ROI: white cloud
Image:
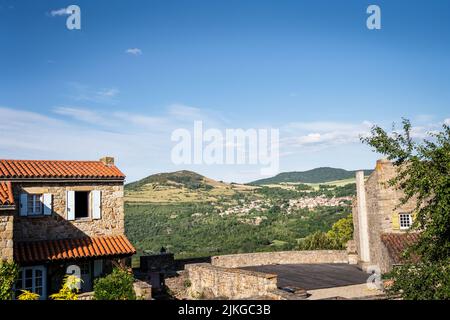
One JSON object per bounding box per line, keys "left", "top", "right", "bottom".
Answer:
{"left": 281, "top": 121, "right": 373, "bottom": 150}
{"left": 111, "top": 112, "right": 167, "bottom": 128}
{"left": 53, "top": 107, "right": 106, "bottom": 125}
{"left": 125, "top": 48, "right": 142, "bottom": 56}
{"left": 0, "top": 106, "right": 172, "bottom": 182}
{"left": 66, "top": 82, "right": 119, "bottom": 104}
{"left": 168, "top": 104, "right": 203, "bottom": 119}
{"left": 52, "top": 107, "right": 168, "bottom": 131}
{"left": 97, "top": 88, "right": 119, "bottom": 97}
{"left": 280, "top": 118, "right": 449, "bottom": 153}
{"left": 50, "top": 8, "right": 69, "bottom": 16}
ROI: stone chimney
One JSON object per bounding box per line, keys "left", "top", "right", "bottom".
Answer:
{"left": 355, "top": 170, "right": 370, "bottom": 263}
{"left": 100, "top": 156, "right": 115, "bottom": 166}
{"left": 375, "top": 158, "right": 390, "bottom": 172}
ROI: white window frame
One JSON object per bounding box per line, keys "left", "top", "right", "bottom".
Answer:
{"left": 27, "top": 194, "right": 43, "bottom": 216}
{"left": 16, "top": 265, "right": 47, "bottom": 299}
{"left": 399, "top": 213, "right": 413, "bottom": 230}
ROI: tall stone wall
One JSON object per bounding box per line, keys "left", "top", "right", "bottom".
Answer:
{"left": 211, "top": 250, "right": 348, "bottom": 268}
{"left": 0, "top": 211, "right": 14, "bottom": 261}
{"left": 353, "top": 159, "right": 417, "bottom": 273}
{"left": 12, "top": 181, "right": 124, "bottom": 241}
{"left": 186, "top": 263, "right": 278, "bottom": 299}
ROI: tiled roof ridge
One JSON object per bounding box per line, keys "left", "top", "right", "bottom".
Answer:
{"left": 1, "top": 159, "right": 107, "bottom": 163}
{"left": 0, "top": 159, "right": 125, "bottom": 179}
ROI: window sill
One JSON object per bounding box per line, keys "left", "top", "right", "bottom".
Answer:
{"left": 73, "top": 217, "right": 92, "bottom": 222}
{"left": 20, "top": 214, "right": 48, "bottom": 218}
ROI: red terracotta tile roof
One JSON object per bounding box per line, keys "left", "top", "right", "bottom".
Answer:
{"left": 14, "top": 235, "right": 136, "bottom": 264}
{"left": 381, "top": 233, "right": 421, "bottom": 264}
{"left": 0, "top": 181, "right": 14, "bottom": 206}
{"left": 0, "top": 159, "right": 125, "bottom": 180}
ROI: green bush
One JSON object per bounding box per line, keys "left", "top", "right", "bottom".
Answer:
{"left": 385, "top": 260, "right": 450, "bottom": 300}
{"left": 0, "top": 261, "right": 19, "bottom": 300}
{"left": 50, "top": 275, "right": 80, "bottom": 300}
{"left": 298, "top": 231, "right": 340, "bottom": 250}
{"left": 298, "top": 215, "right": 353, "bottom": 250}
{"left": 326, "top": 214, "right": 353, "bottom": 248}
{"left": 93, "top": 268, "right": 136, "bottom": 300}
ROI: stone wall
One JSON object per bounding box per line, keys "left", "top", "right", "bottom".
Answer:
{"left": 185, "top": 263, "right": 278, "bottom": 299}
{"left": 133, "top": 280, "right": 152, "bottom": 300}
{"left": 0, "top": 211, "right": 14, "bottom": 261}
{"left": 12, "top": 181, "right": 124, "bottom": 241}
{"left": 353, "top": 159, "right": 417, "bottom": 273}
{"left": 211, "top": 250, "right": 348, "bottom": 268}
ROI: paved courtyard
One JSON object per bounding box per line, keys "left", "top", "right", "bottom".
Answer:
{"left": 243, "top": 263, "right": 370, "bottom": 290}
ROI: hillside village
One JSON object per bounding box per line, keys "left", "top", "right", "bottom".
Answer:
{"left": 219, "top": 195, "right": 353, "bottom": 217}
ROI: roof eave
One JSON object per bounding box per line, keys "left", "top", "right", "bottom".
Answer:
{"left": 0, "top": 177, "right": 125, "bottom": 183}
{"left": 0, "top": 205, "right": 16, "bottom": 211}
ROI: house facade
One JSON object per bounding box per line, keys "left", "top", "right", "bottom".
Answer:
{"left": 352, "top": 159, "right": 419, "bottom": 274}
{"left": 0, "top": 157, "right": 136, "bottom": 298}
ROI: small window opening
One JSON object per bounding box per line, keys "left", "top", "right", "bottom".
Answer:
{"left": 75, "top": 191, "right": 89, "bottom": 219}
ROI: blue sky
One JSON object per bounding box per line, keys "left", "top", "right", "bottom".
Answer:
{"left": 1, "top": 0, "right": 449, "bottom": 183}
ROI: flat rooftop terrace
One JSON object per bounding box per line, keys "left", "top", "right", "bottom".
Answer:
{"left": 242, "top": 263, "right": 369, "bottom": 290}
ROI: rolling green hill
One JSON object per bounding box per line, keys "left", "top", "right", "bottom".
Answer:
{"left": 124, "top": 170, "right": 256, "bottom": 203}
{"left": 249, "top": 167, "right": 373, "bottom": 185}
{"left": 126, "top": 170, "right": 212, "bottom": 191}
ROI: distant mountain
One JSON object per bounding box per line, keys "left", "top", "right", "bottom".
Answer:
{"left": 249, "top": 167, "right": 373, "bottom": 185}
{"left": 125, "top": 170, "right": 219, "bottom": 191}
{"left": 124, "top": 170, "right": 256, "bottom": 203}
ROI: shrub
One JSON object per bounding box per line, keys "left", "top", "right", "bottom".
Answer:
{"left": 93, "top": 268, "right": 136, "bottom": 300}
{"left": 50, "top": 275, "right": 81, "bottom": 300}
{"left": 0, "top": 261, "right": 19, "bottom": 300}
{"left": 17, "top": 290, "right": 40, "bottom": 300}
{"left": 297, "top": 231, "right": 340, "bottom": 250}
{"left": 326, "top": 214, "right": 353, "bottom": 248}
{"left": 385, "top": 260, "right": 450, "bottom": 300}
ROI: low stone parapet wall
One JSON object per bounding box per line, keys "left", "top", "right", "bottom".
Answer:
{"left": 78, "top": 292, "right": 94, "bottom": 300}
{"left": 211, "top": 250, "right": 349, "bottom": 268}
{"left": 185, "top": 263, "right": 277, "bottom": 299}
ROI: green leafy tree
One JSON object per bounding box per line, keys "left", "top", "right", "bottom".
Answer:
{"left": 0, "top": 261, "right": 19, "bottom": 300}
{"left": 326, "top": 214, "right": 354, "bottom": 248}
{"left": 298, "top": 231, "right": 340, "bottom": 250}
{"left": 93, "top": 268, "right": 136, "bottom": 300}
{"left": 362, "top": 119, "right": 450, "bottom": 299}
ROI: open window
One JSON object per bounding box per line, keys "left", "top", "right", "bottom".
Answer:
{"left": 74, "top": 191, "right": 89, "bottom": 219}
{"left": 67, "top": 190, "right": 101, "bottom": 220}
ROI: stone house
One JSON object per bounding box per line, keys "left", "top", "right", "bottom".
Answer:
{"left": 0, "top": 157, "right": 136, "bottom": 298}
{"left": 352, "top": 159, "right": 419, "bottom": 274}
